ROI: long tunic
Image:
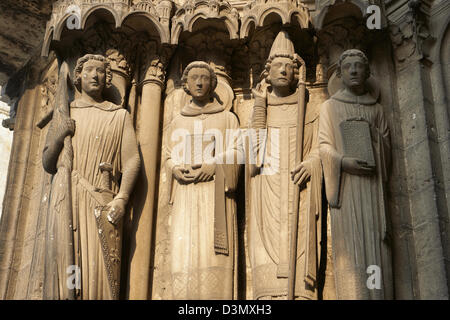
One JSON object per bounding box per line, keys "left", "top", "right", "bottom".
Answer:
{"left": 248, "top": 91, "right": 322, "bottom": 300}
{"left": 70, "top": 100, "right": 128, "bottom": 299}
{"left": 165, "top": 100, "right": 242, "bottom": 299}
{"left": 319, "top": 90, "right": 393, "bottom": 299}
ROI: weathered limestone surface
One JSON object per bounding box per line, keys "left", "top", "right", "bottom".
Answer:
{"left": 0, "top": 0, "right": 54, "bottom": 85}
{"left": 0, "top": 100, "right": 13, "bottom": 218}
{"left": 0, "top": 0, "right": 448, "bottom": 300}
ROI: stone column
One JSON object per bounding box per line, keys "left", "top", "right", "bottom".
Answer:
{"left": 0, "top": 83, "right": 39, "bottom": 299}
{"left": 106, "top": 49, "right": 131, "bottom": 107}
{"left": 388, "top": 2, "right": 448, "bottom": 299}
{"left": 127, "top": 55, "right": 166, "bottom": 300}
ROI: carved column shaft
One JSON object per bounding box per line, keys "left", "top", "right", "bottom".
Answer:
{"left": 127, "top": 55, "right": 165, "bottom": 300}
{"left": 388, "top": 1, "right": 448, "bottom": 300}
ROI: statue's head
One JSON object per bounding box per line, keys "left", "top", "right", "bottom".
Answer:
{"left": 263, "top": 31, "right": 301, "bottom": 92}
{"left": 337, "top": 49, "right": 370, "bottom": 90}
{"left": 74, "top": 54, "right": 112, "bottom": 96}
{"left": 182, "top": 61, "right": 217, "bottom": 104}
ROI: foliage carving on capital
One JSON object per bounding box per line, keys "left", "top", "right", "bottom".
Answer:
{"left": 388, "top": 1, "right": 432, "bottom": 67}
{"left": 137, "top": 39, "right": 172, "bottom": 87}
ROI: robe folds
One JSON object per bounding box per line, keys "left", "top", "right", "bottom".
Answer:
{"left": 50, "top": 99, "right": 135, "bottom": 300}
{"left": 319, "top": 89, "right": 393, "bottom": 300}
{"left": 165, "top": 99, "right": 243, "bottom": 299}
{"left": 248, "top": 91, "right": 323, "bottom": 300}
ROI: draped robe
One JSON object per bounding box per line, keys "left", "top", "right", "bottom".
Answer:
{"left": 165, "top": 100, "right": 242, "bottom": 299}
{"left": 69, "top": 100, "right": 133, "bottom": 299}
{"left": 319, "top": 89, "right": 393, "bottom": 299}
{"left": 248, "top": 91, "right": 322, "bottom": 300}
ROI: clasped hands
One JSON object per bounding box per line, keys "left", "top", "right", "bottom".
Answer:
{"left": 173, "top": 163, "right": 216, "bottom": 184}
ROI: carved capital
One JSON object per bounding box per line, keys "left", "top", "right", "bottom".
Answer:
{"left": 137, "top": 41, "right": 172, "bottom": 88}
{"left": 388, "top": 1, "right": 432, "bottom": 69}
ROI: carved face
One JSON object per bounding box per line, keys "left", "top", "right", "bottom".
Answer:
{"left": 186, "top": 67, "right": 211, "bottom": 102}
{"left": 340, "top": 55, "right": 368, "bottom": 88}
{"left": 81, "top": 59, "right": 106, "bottom": 96}
{"left": 268, "top": 57, "right": 295, "bottom": 89}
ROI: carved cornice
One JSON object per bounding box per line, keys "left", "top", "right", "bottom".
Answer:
{"left": 240, "top": 0, "right": 311, "bottom": 38}
{"left": 171, "top": 0, "right": 239, "bottom": 44}
{"left": 42, "top": 0, "right": 173, "bottom": 56}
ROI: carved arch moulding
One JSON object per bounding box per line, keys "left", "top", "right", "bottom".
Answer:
{"left": 42, "top": 0, "right": 318, "bottom": 55}
{"left": 240, "top": 0, "right": 312, "bottom": 38}
{"left": 42, "top": 0, "right": 173, "bottom": 57}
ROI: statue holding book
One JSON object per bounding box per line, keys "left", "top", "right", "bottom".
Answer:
{"left": 164, "top": 61, "right": 242, "bottom": 299}
{"left": 319, "top": 49, "right": 393, "bottom": 299}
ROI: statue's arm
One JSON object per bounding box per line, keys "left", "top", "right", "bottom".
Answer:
{"left": 248, "top": 90, "right": 267, "bottom": 175}
{"left": 377, "top": 105, "right": 391, "bottom": 182}
{"left": 221, "top": 112, "right": 244, "bottom": 192}
{"left": 116, "top": 112, "right": 140, "bottom": 203}
{"left": 42, "top": 117, "right": 74, "bottom": 174}
{"left": 319, "top": 101, "right": 343, "bottom": 207}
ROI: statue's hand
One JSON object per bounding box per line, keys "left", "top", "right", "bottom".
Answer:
{"left": 252, "top": 79, "right": 269, "bottom": 105}
{"left": 172, "top": 165, "right": 195, "bottom": 184}
{"left": 61, "top": 118, "right": 76, "bottom": 140}
{"left": 290, "top": 161, "right": 312, "bottom": 186}
{"left": 106, "top": 198, "right": 126, "bottom": 225}
{"left": 342, "top": 157, "right": 375, "bottom": 176}
{"left": 193, "top": 163, "right": 216, "bottom": 183}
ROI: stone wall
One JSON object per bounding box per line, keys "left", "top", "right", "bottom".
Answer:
{"left": 0, "top": 97, "right": 13, "bottom": 218}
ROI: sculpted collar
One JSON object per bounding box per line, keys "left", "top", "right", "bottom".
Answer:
{"left": 180, "top": 98, "right": 225, "bottom": 116}
{"left": 70, "top": 99, "right": 122, "bottom": 111}
{"left": 332, "top": 89, "right": 377, "bottom": 105}
{"left": 267, "top": 90, "right": 298, "bottom": 106}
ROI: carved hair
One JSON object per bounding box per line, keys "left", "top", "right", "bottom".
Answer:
{"left": 73, "top": 54, "right": 112, "bottom": 92}
{"left": 263, "top": 53, "right": 301, "bottom": 89}
{"left": 181, "top": 61, "right": 218, "bottom": 96}
{"left": 336, "top": 49, "right": 370, "bottom": 79}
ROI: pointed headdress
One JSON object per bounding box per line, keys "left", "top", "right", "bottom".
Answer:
{"left": 268, "top": 30, "right": 297, "bottom": 60}
{"left": 263, "top": 30, "right": 304, "bottom": 84}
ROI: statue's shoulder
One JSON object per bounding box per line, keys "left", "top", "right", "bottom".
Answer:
{"left": 321, "top": 98, "right": 335, "bottom": 108}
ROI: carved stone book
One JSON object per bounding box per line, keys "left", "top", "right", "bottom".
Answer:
{"left": 184, "top": 133, "right": 216, "bottom": 171}
{"left": 339, "top": 120, "right": 375, "bottom": 167}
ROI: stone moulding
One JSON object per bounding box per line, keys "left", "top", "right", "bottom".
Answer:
{"left": 170, "top": 0, "right": 240, "bottom": 45}
{"left": 42, "top": 0, "right": 315, "bottom": 54}
{"left": 42, "top": 0, "right": 172, "bottom": 57}
{"left": 240, "top": 0, "right": 311, "bottom": 38}
{"left": 313, "top": 0, "right": 383, "bottom": 30}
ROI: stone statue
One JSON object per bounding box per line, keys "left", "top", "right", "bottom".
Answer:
{"left": 319, "top": 49, "right": 393, "bottom": 299}
{"left": 42, "top": 54, "right": 140, "bottom": 299}
{"left": 164, "top": 61, "right": 242, "bottom": 299}
{"left": 248, "top": 31, "right": 323, "bottom": 300}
